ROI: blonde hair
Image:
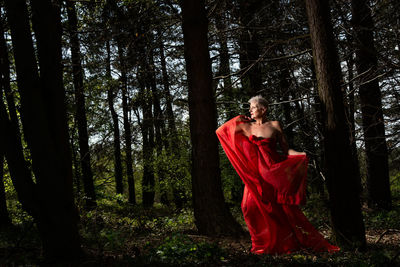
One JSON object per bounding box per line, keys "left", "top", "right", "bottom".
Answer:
{"left": 248, "top": 95, "right": 268, "bottom": 109}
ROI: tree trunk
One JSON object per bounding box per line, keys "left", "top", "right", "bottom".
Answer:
{"left": 280, "top": 63, "right": 294, "bottom": 146}
{"left": 138, "top": 67, "right": 155, "bottom": 207}
{"left": 346, "top": 54, "right": 362, "bottom": 193}
{"left": 305, "top": 0, "right": 366, "bottom": 249}
{"left": 351, "top": 0, "right": 391, "bottom": 210}
{"left": 149, "top": 47, "right": 169, "bottom": 205}
{"left": 0, "top": 151, "right": 11, "bottom": 227}
{"left": 5, "top": 0, "right": 83, "bottom": 260}
{"left": 159, "top": 31, "right": 185, "bottom": 207}
{"left": 215, "top": 2, "right": 235, "bottom": 118}
{"left": 106, "top": 39, "right": 124, "bottom": 196}
{"left": 181, "top": 0, "right": 243, "bottom": 236}
{"left": 237, "top": 0, "right": 263, "bottom": 97}
{"left": 117, "top": 43, "right": 136, "bottom": 204}
{"left": 66, "top": 0, "right": 96, "bottom": 208}
{"left": 158, "top": 32, "right": 179, "bottom": 151}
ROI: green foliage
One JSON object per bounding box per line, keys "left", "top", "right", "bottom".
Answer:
{"left": 147, "top": 233, "right": 226, "bottom": 265}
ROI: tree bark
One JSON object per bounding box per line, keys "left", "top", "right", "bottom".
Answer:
{"left": 138, "top": 65, "right": 155, "bottom": 207}
{"left": 117, "top": 43, "right": 136, "bottom": 204}
{"left": 66, "top": 0, "right": 96, "bottom": 208}
{"left": 106, "top": 39, "right": 124, "bottom": 196}
{"left": 351, "top": 0, "right": 391, "bottom": 210}
{"left": 237, "top": 0, "right": 263, "bottom": 97}
{"left": 215, "top": 1, "right": 235, "bottom": 118}
{"left": 149, "top": 47, "right": 169, "bottom": 205}
{"left": 346, "top": 54, "right": 362, "bottom": 193}
{"left": 305, "top": 0, "right": 366, "bottom": 249}
{"left": 5, "top": 0, "right": 83, "bottom": 260}
{"left": 158, "top": 32, "right": 179, "bottom": 151}
{"left": 0, "top": 150, "right": 11, "bottom": 227}
{"left": 181, "top": 0, "right": 243, "bottom": 236}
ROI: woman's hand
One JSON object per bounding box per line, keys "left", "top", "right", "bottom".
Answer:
{"left": 239, "top": 115, "right": 252, "bottom": 122}
{"left": 288, "top": 149, "right": 306, "bottom": 156}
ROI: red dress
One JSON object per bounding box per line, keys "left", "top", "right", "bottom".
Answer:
{"left": 216, "top": 116, "right": 339, "bottom": 254}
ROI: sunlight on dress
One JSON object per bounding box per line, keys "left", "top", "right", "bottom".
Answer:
{"left": 216, "top": 116, "right": 340, "bottom": 254}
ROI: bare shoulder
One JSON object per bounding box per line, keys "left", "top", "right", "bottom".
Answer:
{"left": 270, "top": 120, "right": 281, "bottom": 127}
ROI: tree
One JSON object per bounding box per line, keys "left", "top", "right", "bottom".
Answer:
{"left": 236, "top": 0, "right": 263, "bottom": 97}
{"left": 181, "top": 0, "right": 243, "bottom": 236}
{"left": 105, "top": 38, "right": 124, "bottom": 196}
{"left": 4, "top": 0, "right": 83, "bottom": 260}
{"left": 304, "top": 0, "right": 366, "bottom": 249}
{"left": 351, "top": 0, "right": 392, "bottom": 210}
{"left": 66, "top": 0, "right": 97, "bottom": 208}
{"left": 0, "top": 151, "right": 10, "bottom": 227}
{"left": 105, "top": 0, "right": 137, "bottom": 203}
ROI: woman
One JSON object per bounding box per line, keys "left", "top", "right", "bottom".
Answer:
{"left": 216, "top": 95, "right": 339, "bottom": 254}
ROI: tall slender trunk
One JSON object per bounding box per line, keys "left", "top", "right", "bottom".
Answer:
{"left": 0, "top": 150, "right": 11, "bottom": 227}
{"left": 0, "top": 17, "right": 37, "bottom": 217}
{"left": 158, "top": 33, "right": 178, "bottom": 151}
{"left": 106, "top": 39, "right": 124, "bottom": 195}
{"left": 149, "top": 47, "right": 168, "bottom": 205}
{"left": 280, "top": 63, "right": 294, "bottom": 146}
{"left": 346, "top": 54, "right": 362, "bottom": 193}
{"left": 137, "top": 64, "right": 155, "bottom": 207}
{"left": 215, "top": 3, "right": 235, "bottom": 118}
{"left": 158, "top": 31, "right": 184, "bottom": 208}
{"left": 117, "top": 43, "right": 136, "bottom": 204}
{"left": 66, "top": 0, "right": 96, "bottom": 208}
{"left": 5, "top": 0, "right": 83, "bottom": 260}
{"left": 351, "top": 0, "right": 391, "bottom": 210}
{"left": 237, "top": 0, "right": 263, "bottom": 97}
{"left": 181, "top": 0, "right": 243, "bottom": 236}
{"left": 305, "top": 0, "right": 366, "bottom": 249}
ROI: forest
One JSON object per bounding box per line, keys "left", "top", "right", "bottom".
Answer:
{"left": 0, "top": 0, "right": 399, "bottom": 265}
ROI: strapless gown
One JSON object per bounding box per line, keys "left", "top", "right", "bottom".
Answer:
{"left": 216, "top": 116, "right": 339, "bottom": 254}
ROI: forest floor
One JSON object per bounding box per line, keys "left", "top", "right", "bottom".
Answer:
{"left": 1, "top": 191, "right": 400, "bottom": 266}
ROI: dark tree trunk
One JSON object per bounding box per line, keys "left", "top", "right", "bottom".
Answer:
{"left": 70, "top": 132, "right": 81, "bottom": 194}
{"left": 351, "top": 0, "right": 391, "bottom": 210}
{"left": 66, "top": 0, "right": 96, "bottom": 208}
{"left": 106, "top": 39, "right": 124, "bottom": 195}
{"left": 305, "top": 0, "right": 366, "bottom": 249}
{"left": 215, "top": 2, "right": 235, "bottom": 118}
{"left": 138, "top": 66, "right": 155, "bottom": 207}
{"left": 149, "top": 47, "right": 169, "bottom": 205}
{"left": 158, "top": 35, "right": 186, "bottom": 208}
{"left": 237, "top": 0, "right": 263, "bottom": 96}
{"left": 181, "top": 0, "right": 243, "bottom": 236}
{"left": 346, "top": 54, "right": 362, "bottom": 193}
{"left": 0, "top": 152, "right": 11, "bottom": 227}
{"left": 5, "top": 0, "right": 83, "bottom": 260}
{"left": 0, "top": 15, "right": 37, "bottom": 217}
{"left": 159, "top": 33, "right": 179, "bottom": 151}
{"left": 117, "top": 43, "right": 136, "bottom": 204}
{"left": 280, "top": 64, "right": 294, "bottom": 146}
{"left": 0, "top": 20, "right": 17, "bottom": 227}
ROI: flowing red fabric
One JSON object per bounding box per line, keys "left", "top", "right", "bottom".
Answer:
{"left": 216, "top": 116, "right": 339, "bottom": 254}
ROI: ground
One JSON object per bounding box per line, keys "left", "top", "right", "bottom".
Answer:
{"left": 1, "top": 194, "right": 399, "bottom": 266}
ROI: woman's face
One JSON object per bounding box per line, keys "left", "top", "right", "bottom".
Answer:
{"left": 249, "top": 101, "right": 266, "bottom": 119}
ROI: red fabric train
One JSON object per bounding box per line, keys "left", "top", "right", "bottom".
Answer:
{"left": 216, "top": 116, "right": 340, "bottom": 254}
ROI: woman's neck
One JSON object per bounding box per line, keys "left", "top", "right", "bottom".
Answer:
{"left": 254, "top": 116, "right": 268, "bottom": 125}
